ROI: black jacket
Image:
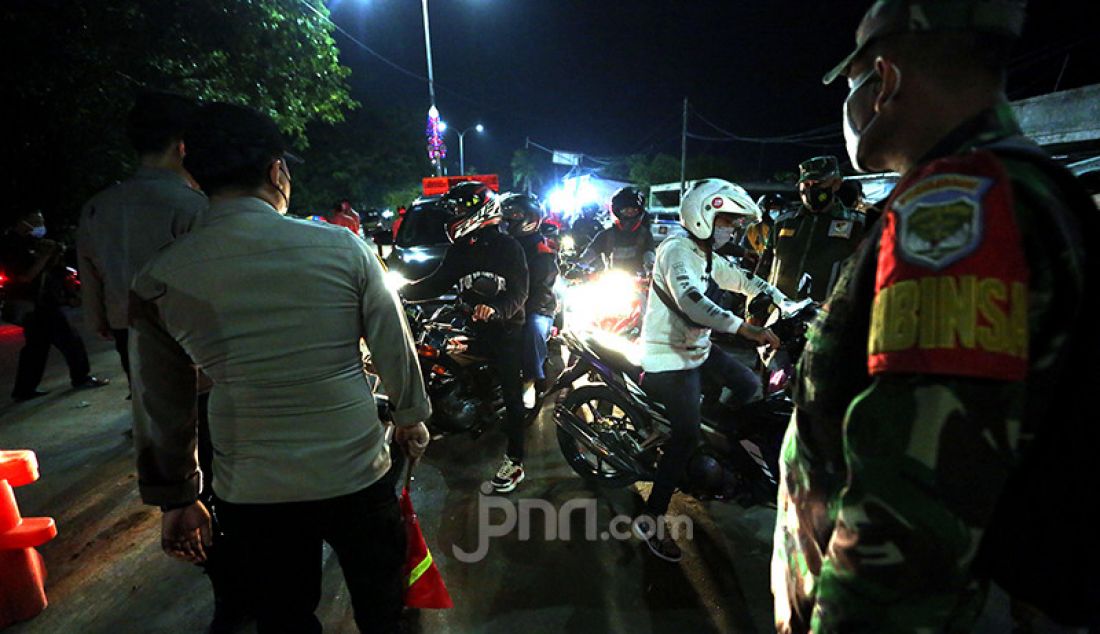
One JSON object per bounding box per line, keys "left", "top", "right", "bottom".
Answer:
{"left": 517, "top": 234, "right": 558, "bottom": 317}
{"left": 405, "top": 226, "right": 529, "bottom": 328}
{"left": 578, "top": 224, "right": 655, "bottom": 274}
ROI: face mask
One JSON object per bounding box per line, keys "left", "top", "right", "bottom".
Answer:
{"left": 30, "top": 226, "right": 47, "bottom": 238}
{"left": 712, "top": 225, "right": 735, "bottom": 248}
{"left": 804, "top": 186, "right": 834, "bottom": 212}
{"left": 843, "top": 61, "right": 900, "bottom": 173}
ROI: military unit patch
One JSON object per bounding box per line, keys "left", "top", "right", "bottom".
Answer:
{"left": 890, "top": 174, "right": 993, "bottom": 270}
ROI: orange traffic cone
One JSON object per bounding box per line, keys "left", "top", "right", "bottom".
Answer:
{"left": 401, "top": 458, "right": 452, "bottom": 609}
{"left": 0, "top": 449, "right": 58, "bottom": 629}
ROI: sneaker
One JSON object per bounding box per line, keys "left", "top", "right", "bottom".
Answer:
{"left": 633, "top": 514, "right": 683, "bottom": 562}
{"left": 490, "top": 457, "right": 525, "bottom": 493}
{"left": 73, "top": 376, "right": 110, "bottom": 389}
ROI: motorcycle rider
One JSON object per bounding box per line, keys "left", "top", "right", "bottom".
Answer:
{"left": 500, "top": 193, "right": 559, "bottom": 403}
{"left": 404, "top": 182, "right": 532, "bottom": 493}
{"left": 577, "top": 187, "right": 655, "bottom": 276}
{"left": 569, "top": 202, "right": 604, "bottom": 253}
{"left": 636, "top": 179, "right": 789, "bottom": 562}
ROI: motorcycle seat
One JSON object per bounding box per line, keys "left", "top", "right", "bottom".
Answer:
{"left": 586, "top": 335, "right": 643, "bottom": 383}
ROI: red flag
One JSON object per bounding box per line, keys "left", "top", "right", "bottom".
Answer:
{"left": 401, "top": 487, "right": 453, "bottom": 609}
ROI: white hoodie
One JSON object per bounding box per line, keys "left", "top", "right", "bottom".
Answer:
{"left": 641, "top": 236, "right": 786, "bottom": 372}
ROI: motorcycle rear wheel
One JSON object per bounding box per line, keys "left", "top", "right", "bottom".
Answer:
{"left": 555, "top": 385, "right": 653, "bottom": 488}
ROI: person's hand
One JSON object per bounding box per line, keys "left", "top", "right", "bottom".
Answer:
{"left": 738, "top": 321, "right": 780, "bottom": 351}
{"left": 395, "top": 422, "right": 431, "bottom": 459}
{"left": 161, "top": 501, "right": 212, "bottom": 564}
{"left": 471, "top": 304, "right": 497, "bottom": 322}
{"left": 96, "top": 327, "right": 113, "bottom": 341}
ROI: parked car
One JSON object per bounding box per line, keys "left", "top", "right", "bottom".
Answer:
{"left": 384, "top": 195, "right": 450, "bottom": 280}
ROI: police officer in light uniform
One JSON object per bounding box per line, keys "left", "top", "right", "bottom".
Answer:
{"left": 771, "top": 1, "right": 1098, "bottom": 632}
{"left": 768, "top": 156, "right": 865, "bottom": 300}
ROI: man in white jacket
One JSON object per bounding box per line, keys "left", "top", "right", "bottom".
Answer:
{"left": 635, "top": 179, "right": 788, "bottom": 562}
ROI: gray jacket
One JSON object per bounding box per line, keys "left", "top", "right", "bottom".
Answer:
{"left": 130, "top": 196, "right": 430, "bottom": 505}
{"left": 77, "top": 166, "right": 206, "bottom": 331}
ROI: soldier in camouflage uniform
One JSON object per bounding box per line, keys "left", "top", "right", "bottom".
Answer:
{"left": 768, "top": 156, "right": 866, "bottom": 301}
{"left": 771, "top": 0, "right": 1097, "bottom": 631}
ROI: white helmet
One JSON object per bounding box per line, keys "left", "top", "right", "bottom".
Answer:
{"left": 679, "top": 179, "right": 761, "bottom": 240}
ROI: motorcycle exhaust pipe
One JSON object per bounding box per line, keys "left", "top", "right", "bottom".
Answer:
{"left": 554, "top": 406, "right": 642, "bottom": 477}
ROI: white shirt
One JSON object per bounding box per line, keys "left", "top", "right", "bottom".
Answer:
{"left": 641, "top": 236, "right": 785, "bottom": 372}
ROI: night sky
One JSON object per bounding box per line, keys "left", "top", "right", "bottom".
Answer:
{"left": 325, "top": 0, "right": 1097, "bottom": 182}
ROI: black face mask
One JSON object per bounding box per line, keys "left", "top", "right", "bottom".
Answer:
{"left": 803, "top": 186, "right": 834, "bottom": 213}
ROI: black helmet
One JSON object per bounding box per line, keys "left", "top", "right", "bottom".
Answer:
{"left": 499, "top": 192, "right": 544, "bottom": 237}
{"left": 756, "top": 193, "right": 786, "bottom": 212}
{"left": 610, "top": 186, "right": 646, "bottom": 231}
{"left": 836, "top": 179, "right": 863, "bottom": 209}
{"left": 440, "top": 181, "right": 500, "bottom": 242}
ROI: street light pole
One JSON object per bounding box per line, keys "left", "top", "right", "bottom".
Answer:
{"left": 421, "top": 0, "right": 436, "bottom": 107}
{"left": 421, "top": 0, "right": 442, "bottom": 175}
{"left": 454, "top": 124, "right": 484, "bottom": 176}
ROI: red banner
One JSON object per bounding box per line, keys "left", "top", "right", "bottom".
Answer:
{"left": 422, "top": 174, "right": 500, "bottom": 196}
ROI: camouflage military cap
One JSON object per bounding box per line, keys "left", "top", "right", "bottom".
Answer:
{"left": 799, "top": 156, "right": 840, "bottom": 183}
{"left": 822, "top": 0, "right": 1028, "bottom": 84}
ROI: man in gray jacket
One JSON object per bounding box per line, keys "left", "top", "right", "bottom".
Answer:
{"left": 77, "top": 92, "right": 206, "bottom": 385}
{"left": 130, "top": 102, "right": 431, "bottom": 634}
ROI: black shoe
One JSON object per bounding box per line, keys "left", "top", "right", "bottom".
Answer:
{"left": 73, "top": 376, "right": 110, "bottom": 389}
{"left": 207, "top": 600, "right": 250, "bottom": 634}
{"left": 12, "top": 390, "right": 50, "bottom": 402}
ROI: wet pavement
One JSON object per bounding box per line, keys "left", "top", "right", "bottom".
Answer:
{"left": 1, "top": 309, "right": 778, "bottom": 633}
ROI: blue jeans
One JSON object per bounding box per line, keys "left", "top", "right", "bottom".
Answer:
{"left": 522, "top": 313, "right": 554, "bottom": 381}
{"left": 642, "top": 345, "right": 760, "bottom": 516}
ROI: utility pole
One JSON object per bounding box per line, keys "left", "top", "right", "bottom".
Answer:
{"left": 680, "top": 97, "right": 688, "bottom": 197}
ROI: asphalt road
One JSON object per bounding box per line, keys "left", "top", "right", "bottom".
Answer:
{"left": 0, "top": 308, "right": 780, "bottom": 633}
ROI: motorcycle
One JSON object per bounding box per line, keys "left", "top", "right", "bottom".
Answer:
{"left": 560, "top": 267, "right": 649, "bottom": 340}
{"left": 549, "top": 296, "right": 817, "bottom": 506}
{"left": 406, "top": 300, "right": 506, "bottom": 435}
{"left": 403, "top": 296, "right": 562, "bottom": 435}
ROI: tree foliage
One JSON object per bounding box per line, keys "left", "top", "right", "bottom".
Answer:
{"left": 510, "top": 148, "right": 549, "bottom": 193}
{"left": 3, "top": 0, "right": 356, "bottom": 228}
{"left": 292, "top": 107, "right": 427, "bottom": 213}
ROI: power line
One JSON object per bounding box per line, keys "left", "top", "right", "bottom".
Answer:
{"left": 690, "top": 106, "right": 842, "bottom": 144}
{"left": 299, "top": 0, "right": 431, "bottom": 86}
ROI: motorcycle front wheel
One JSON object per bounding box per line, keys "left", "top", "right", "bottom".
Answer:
{"left": 555, "top": 385, "right": 654, "bottom": 488}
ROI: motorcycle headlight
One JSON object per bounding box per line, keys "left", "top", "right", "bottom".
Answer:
{"left": 384, "top": 270, "right": 410, "bottom": 292}
{"left": 563, "top": 269, "right": 642, "bottom": 331}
